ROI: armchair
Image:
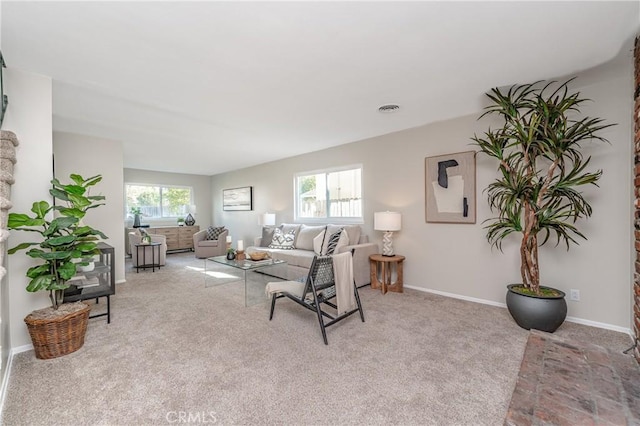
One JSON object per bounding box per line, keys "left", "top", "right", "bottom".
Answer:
{"left": 194, "top": 228, "right": 228, "bottom": 259}
{"left": 128, "top": 231, "right": 167, "bottom": 267}
{"left": 266, "top": 251, "right": 365, "bottom": 344}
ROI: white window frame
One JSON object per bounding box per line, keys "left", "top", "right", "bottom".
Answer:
{"left": 293, "top": 164, "right": 364, "bottom": 224}
{"left": 125, "top": 183, "right": 194, "bottom": 219}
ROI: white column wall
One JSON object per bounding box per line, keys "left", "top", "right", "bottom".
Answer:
{"left": 53, "top": 131, "right": 126, "bottom": 284}
{"left": 3, "top": 68, "right": 53, "bottom": 349}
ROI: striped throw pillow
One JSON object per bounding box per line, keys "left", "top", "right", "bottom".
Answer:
{"left": 325, "top": 228, "right": 344, "bottom": 255}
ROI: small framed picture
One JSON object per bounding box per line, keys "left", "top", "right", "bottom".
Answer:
{"left": 425, "top": 151, "right": 476, "bottom": 224}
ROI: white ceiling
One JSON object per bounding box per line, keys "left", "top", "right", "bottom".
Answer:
{"left": 2, "top": 1, "right": 638, "bottom": 176}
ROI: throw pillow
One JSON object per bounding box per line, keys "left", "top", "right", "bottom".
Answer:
{"left": 324, "top": 229, "right": 349, "bottom": 255}
{"left": 269, "top": 228, "right": 296, "bottom": 250}
{"left": 333, "top": 229, "right": 350, "bottom": 255}
{"left": 280, "top": 223, "right": 302, "bottom": 246}
{"left": 205, "top": 226, "right": 225, "bottom": 240}
{"left": 313, "top": 230, "right": 326, "bottom": 255}
{"left": 325, "top": 228, "right": 343, "bottom": 255}
{"left": 260, "top": 225, "right": 280, "bottom": 247}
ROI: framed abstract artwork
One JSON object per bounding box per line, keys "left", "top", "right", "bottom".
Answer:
{"left": 223, "top": 186, "right": 253, "bottom": 211}
{"left": 425, "top": 151, "right": 476, "bottom": 223}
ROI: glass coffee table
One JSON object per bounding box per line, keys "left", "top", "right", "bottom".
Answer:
{"left": 204, "top": 256, "right": 288, "bottom": 307}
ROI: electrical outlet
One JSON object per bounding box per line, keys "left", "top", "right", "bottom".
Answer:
{"left": 570, "top": 289, "right": 580, "bottom": 301}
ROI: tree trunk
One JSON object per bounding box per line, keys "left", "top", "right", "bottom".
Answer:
{"left": 520, "top": 233, "right": 540, "bottom": 294}
{"left": 49, "top": 289, "right": 65, "bottom": 310}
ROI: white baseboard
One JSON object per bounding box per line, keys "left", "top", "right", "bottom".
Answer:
{"left": 404, "top": 285, "right": 633, "bottom": 336}
{"left": 565, "top": 315, "right": 633, "bottom": 336}
{"left": 116, "top": 279, "right": 126, "bottom": 284}
{"left": 10, "top": 344, "right": 33, "bottom": 355}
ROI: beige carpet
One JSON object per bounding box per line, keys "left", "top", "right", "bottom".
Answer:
{"left": 1, "top": 253, "right": 633, "bottom": 425}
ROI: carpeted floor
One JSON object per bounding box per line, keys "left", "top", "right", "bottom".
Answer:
{"left": 1, "top": 253, "right": 633, "bottom": 425}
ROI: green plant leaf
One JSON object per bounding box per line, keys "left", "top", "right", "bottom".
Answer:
{"left": 83, "top": 175, "right": 102, "bottom": 187}
{"left": 31, "top": 201, "right": 50, "bottom": 218}
{"left": 57, "top": 261, "right": 77, "bottom": 280}
{"left": 44, "top": 235, "right": 76, "bottom": 246}
{"left": 27, "top": 249, "right": 70, "bottom": 260}
{"left": 26, "top": 264, "right": 50, "bottom": 279}
{"left": 7, "top": 213, "right": 45, "bottom": 229}
{"left": 67, "top": 193, "right": 91, "bottom": 209}
{"left": 48, "top": 280, "right": 69, "bottom": 291}
{"left": 8, "top": 242, "right": 39, "bottom": 254}
{"left": 69, "top": 174, "right": 85, "bottom": 185}
{"left": 43, "top": 216, "right": 78, "bottom": 236}
{"left": 55, "top": 207, "right": 86, "bottom": 219}
{"left": 26, "top": 275, "right": 52, "bottom": 292}
{"left": 49, "top": 187, "right": 70, "bottom": 202}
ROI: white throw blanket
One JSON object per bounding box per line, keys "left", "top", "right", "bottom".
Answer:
{"left": 332, "top": 251, "right": 356, "bottom": 315}
{"left": 265, "top": 280, "right": 305, "bottom": 299}
{"left": 265, "top": 252, "right": 355, "bottom": 315}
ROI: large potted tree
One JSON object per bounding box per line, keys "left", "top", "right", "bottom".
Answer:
{"left": 8, "top": 173, "right": 107, "bottom": 359}
{"left": 473, "top": 79, "right": 613, "bottom": 332}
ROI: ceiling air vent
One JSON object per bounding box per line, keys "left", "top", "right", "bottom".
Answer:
{"left": 378, "top": 104, "right": 400, "bottom": 113}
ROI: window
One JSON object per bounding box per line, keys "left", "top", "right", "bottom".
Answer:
{"left": 295, "top": 165, "right": 362, "bottom": 221}
{"left": 126, "top": 184, "right": 193, "bottom": 218}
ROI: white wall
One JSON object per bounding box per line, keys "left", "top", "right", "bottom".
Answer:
{"left": 53, "top": 131, "right": 125, "bottom": 284}
{"left": 123, "top": 168, "right": 212, "bottom": 229}
{"left": 211, "top": 53, "right": 633, "bottom": 330}
{"left": 4, "top": 68, "right": 53, "bottom": 349}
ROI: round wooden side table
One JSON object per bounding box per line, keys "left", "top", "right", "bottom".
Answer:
{"left": 369, "top": 254, "right": 405, "bottom": 294}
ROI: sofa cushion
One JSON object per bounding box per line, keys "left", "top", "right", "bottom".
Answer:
{"left": 296, "top": 225, "right": 326, "bottom": 251}
{"left": 269, "top": 228, "right": 296, "bottom": 250}
{"left": 260, "top": 225, "right": 281, "bottom": 247}
{"left": 343, "top": 225, "right": 361, "bottom": 246}
{"left": 205, "top": 226, "right": 226, "bottom": 240}
{"left": 269, "top": 249, "right": 316, "bottom": 269}
{"left": 326, "top": 229, "right": 348, "bottom": 255}
{"left": 199, "top": 239, "right": 221, "bottom": 247}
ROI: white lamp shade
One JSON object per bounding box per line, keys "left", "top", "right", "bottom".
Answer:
{"left": 262, "top": 213, "right": 276, "bottom": 226}
{"left": 374, "top": 211, "right": 402, "bottom": 231}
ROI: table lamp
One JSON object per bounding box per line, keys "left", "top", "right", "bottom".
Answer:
{"left": 262, "top": 213, "right": 276, "bottom": 227}
{"left": 374, "top": 211, "right": 402, "bottom": 256}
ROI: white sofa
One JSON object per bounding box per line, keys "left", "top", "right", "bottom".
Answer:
{"left": 246, "top": 224, "right": 378, "bottom": 287}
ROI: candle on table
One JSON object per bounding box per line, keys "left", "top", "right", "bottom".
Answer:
{"left": 237, "top": 240, "right": 244, "bottom": 251}
{"left": 226, "top": 236, "right": 232, "bottom": 243}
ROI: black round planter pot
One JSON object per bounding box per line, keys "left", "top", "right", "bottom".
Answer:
{"left": 505, "top": 284, "right": 567, "bottom": 333}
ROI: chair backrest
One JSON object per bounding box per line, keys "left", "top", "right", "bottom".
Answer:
{"left": 304, "top": 255, "right": 335, "bottom": 295}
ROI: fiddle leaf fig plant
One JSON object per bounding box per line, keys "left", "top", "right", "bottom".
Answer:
{"left": 472, "top": 79, "right": 613, "bottom": 295}
{"left": 8, "top": 174, "right": 107, "bottom": 309}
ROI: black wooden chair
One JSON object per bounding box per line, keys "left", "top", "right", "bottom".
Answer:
{"left": 267, "top": 252, "right": 365, "bottom": 344}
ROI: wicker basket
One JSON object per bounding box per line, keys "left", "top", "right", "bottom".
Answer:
{"left": 24, "top": 303, "right": 91, "bottom": 359}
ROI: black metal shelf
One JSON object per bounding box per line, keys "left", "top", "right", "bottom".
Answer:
{"left": 63, "top": 242, "right": 115, "bottom": 323}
